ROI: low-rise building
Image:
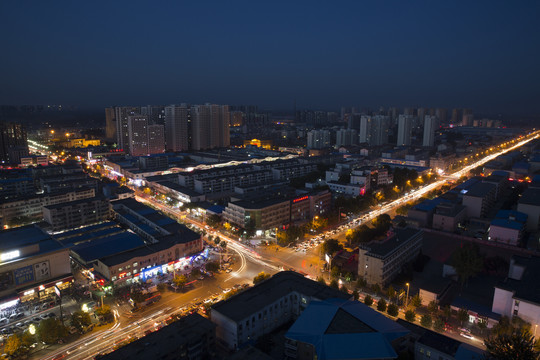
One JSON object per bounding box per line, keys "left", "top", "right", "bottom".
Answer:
{"left": 492, "top": 256, "right": 540, "bottom": 337}
{"left": 42, "top": 196, "right": 111, "bottom": 232}
{"left": 326, "top": 182, "right": 366, "bottom": 197}
{"left": 517, "top": 188, "right": 540, "bottom": 231}
{"left": 284, "top": 298, "right": 409, "bottom": 360}
{"left": 210, "top": 271, "right": 349, "bottom": 350}
{"left": 0, "top": 225, "right": 72, "bottom": 306}
{"left": 358, "top": 227, "right": 423, "bottom": 286}
{"left": 488, "top": 210, "right": 527, "bottom": 246}
{"left": 0, "top": 187, "right": 96, "bottom": 227}
{"left": 462, "top": 182, "right": 496, "bottom": 218}
{"left": 100, "top": 313, "right": 215, "bottom": 360}
{"left": 432, "top": 202, "right": 467, "bottom": 232}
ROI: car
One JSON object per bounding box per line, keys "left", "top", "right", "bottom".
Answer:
{"left": 225, "top": 268, "right": 233, "bottom": 273}
{"left": 0, "top": 318, "right": 8, "bottom": 326}
{"left": 460, "top": 332, "right": 474, "bottom": 340}
{"left": 47, "top": 312, "right": 57, "bottom": 318}
{"left": 32, "top": 317, "right": 41, "bottom": 324}
{"left": 15, "top": 322, "right": 25, "bottom": 330}
{"left": 39, "top": 313, "right": 49, "bottom": 320}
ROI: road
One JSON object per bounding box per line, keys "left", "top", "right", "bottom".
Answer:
{"left": 39, "top": 130, "right": 536, "bottom": 359}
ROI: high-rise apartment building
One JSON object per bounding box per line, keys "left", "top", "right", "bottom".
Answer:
{"left": 422, "top": 115, "right": 439, "bottom": 147}
{"left": 164, "top": 105, "right": 190, "bottom": 152}
{"left": 307, "top": 130, "right": 331, "bottom": 149}
{"left": 191, "top": 104, "right": 230, "bottom": 150}
{"left": 335, "top": 129, "right": 357, "bottom": 147}
{"left": 147, "top": 124, "right": 165, "bottom": 154}
{"left": 0, "top": 122, "right": 28, "bottom": 165}
{"left": 397, "top": 115, "right": 413, "bottom": 146}
{"left": 105, "top": 107, "right": 116, "bottom": 142}
{"left": 115, "top": 106, "right": 141, "bottom": 151}
{"left": 359, "top": 115, "right": 390, "bottom": 146}
{"left": 127, "top": 115, "right": 149, "bottom": 156}
{"left": 141, "top": 105, "right": 166, "bottom": 125}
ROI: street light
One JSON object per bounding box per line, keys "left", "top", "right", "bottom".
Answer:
{"left": 405, "top": 283, "right": 410, "bottom": 309}
{"left": 28, "top": 324, "right": 36, "bottom": 335}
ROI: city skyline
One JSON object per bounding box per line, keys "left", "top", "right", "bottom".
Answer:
{"left": 1, "top": 1, "right": 539, "bottom": 116}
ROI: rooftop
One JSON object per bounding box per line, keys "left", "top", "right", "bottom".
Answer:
{"left": 360, "top": 227, "right": 423, "bottom": 259}
{"left": 497, "top": 256, "right": 540, "bottom": 306}
{"left": 490, "top": 218, "right": 524, "bottom": 231}
{"left": 211, "top": 271, "right": 349, "bottom": 323}
{"left": 0, "top": 225, "right": 64, "bottom": 255}
{"left": 462, "top": 182, "right": 496, "bottom": 198}
{"left": 285, "top": 298, "right": 409, "bottom": 360}
{"left": 518, "top": 188, "right": 540, "bottom": 206}
{"left": 495, "top": 210, "right": 528, "bottom": 223}
{"left": 99, "top": 313, "right": 215, "bottom": 360}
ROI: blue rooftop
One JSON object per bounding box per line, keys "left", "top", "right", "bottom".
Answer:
{"left": 495, "top": 210, "right": 528, "bottom": 224}
{"left": 286, "top": 299, "right": 408, "bottom": 360}
{"left": 71, "top": 232, "right": 145, "bottom": 263}
{"left": 490, "top": 218, "right": 523, "bottom": 230}
{"left": 207, "top": 205, "right": 224, "bottom": 214}
{"left": 413, "top": 198, "right": 447, "bottom": 212}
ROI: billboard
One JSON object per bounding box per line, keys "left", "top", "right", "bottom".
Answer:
{"left": 14, "top": 265, "right": 35, "bottom": 286}
{"left": 34, "top": 261, "right": 50, "bottom": 282}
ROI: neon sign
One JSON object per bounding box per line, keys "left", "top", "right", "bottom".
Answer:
{"left": 293, "top": 196, "right": 309, "bottom": 203}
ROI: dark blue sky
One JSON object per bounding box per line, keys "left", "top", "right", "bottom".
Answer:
{"left": 1, "top": 1, "right": 539, "bottom": 115}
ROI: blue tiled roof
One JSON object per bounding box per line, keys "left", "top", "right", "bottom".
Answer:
{"left": 495, "top": 210, "right": 528, "bottom": 224}
{"left": 71, "top": 232, "right": 145, "bottom": 263}
{"left": 490, "top": 218, "right": 523, "bottom": 230}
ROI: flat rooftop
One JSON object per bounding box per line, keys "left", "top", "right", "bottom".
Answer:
{"left": 99, "top": 313, "right": 215, "bottom": 360}
{"left": 360, "top": 227, "right": 422, "bottom": 258}
{"left": 211, "top": 271, "right": 349, "bottom": 323}
{"left": 518, "top": 188, "right": 540, "bottom": 206}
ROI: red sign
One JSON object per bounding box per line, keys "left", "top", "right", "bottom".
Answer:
{"left": 293, "top": 196, "right": 309, "bottom": 203}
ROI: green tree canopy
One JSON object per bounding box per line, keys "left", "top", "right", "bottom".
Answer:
{"left": 71, "top": 310, "right": 92, "bottom": 332}
{"left": 4, "top": 334, "right": 22, "bottom": 357}
{"left": 253, "top": 272, "right": 271, "bottom": 284}
{"left": 322, "top": 239, "right": 343, "bottom": 256}
{"left": 364, "top": 295, "right": 373, "bottom": 306}
{"left": 451, "top": 243, "right": 484, "bottom": 287}
{"left": 329, "top": 279, "right": 339, "bottom": 289}
{"left": 95, "top": 305, "right": 114, "bottom": 324}
{"left": 38, "top": 318, "right": 67, "bottom": 344}
{"left": 173, "top": 274, "right": 188, "bottom": 288}
{"left": 484, "top": 329, "right": 539, "bottom": 360}
{"left": 377, "top": 298, "right": 387, "bottom": 312}
{"left": 206, "top": 214, "right": 222, "bottom": 228}
{"left": 387, "top": 303, "right": 399, "bottom": 317}
{"left": 405, "top": 310, "right": 416, "bottom": 322}
{"left": 421, "top": 314, "right": 433, "bottom": 328}
{"left": 205, "top": 261, "right": 220, "bottom": 273}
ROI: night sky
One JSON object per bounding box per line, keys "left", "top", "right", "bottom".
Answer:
{"left": 1, "top": 1, "right": 539, "bottom": 115}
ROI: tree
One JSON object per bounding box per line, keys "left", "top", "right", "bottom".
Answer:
{"left": 205, "top": 261, "right": 220, "bottom": 273}
{"left": 433, "top": 318, "right": 445, "bottom": 332}
{"left": 405, "top": 310, "right": 416, "bottom": 322}
{"left": 372, "top": 214, "right": 391, "bottom": 232}
{"left": 191, "top": 268, "right": 202, "bottom": 278}
{"left": 95, "top": 305, "right": 114, "bottom": 324}
{"left": 71, "top": 310, "right": 92, "bottom": 332}
{"left": 377, "top": 298, "right": 387, "bottom": 312}
{"left": 451, "top": 243, "right": 484, "bottom": 287}
{"left": 364, "top": 295, "right": 373, "bottom": 306}
{"left": 253, "top": 272, "right": 271, "bottom": 284}
{"left": 457, "top": 309, "right": 469, "bottom": 326}
{"left": 220, "top": 241, "right": 227, "bottom": 250}
{"left": 213, "top": 237, "right": 220, "bottom": 246}
{"left": 356, "top": 277, "right": 367, "bottom": 290}
{"left": 331, "top": 266, "right": 341, "bottom": 278}
{"left": 38, "top": 318, "right": 67, "bottom": 344}
{"left": 442, "top": 305, "right": 452, "bottom": 320}
{"left": 339, "top": 284, "right": 348, "bottom": 294}
{"left": 245, "top": 218, "right": 257, "bottom": 238}
{"left": 421, "top": 314, "right": 433, "bottom": 328}
{"left": 484, "top": 329, "right": 539, "bottom": 360}
{"left": 352, "top": 290, "right": 359, "bottom": 301}
{"left": 371, "top": 283, "right": 381, "bottom": 295}
{"left": 329, "top": 279, "right": 339, "bottom": 289}
{"left": 5, "top": 334, "right": 22, "bottom": 357}
{"left": 173, "top": 274, "right": 188, "bottom": 288}
{"left": 386, "top": 285, "right": 396, "bottom": 302}
{"left": 410, "top": 294, "right": 422, "bottom": 308}
{"left": 427, "top": 300, "right": 439, "bottom": 314}
{"left": 387, "top": 303, "right": 399, "bottom": 317}
{"left": 322, "top": 239, "right": 343, "bottom": 256}
{"left": 317, "top": 276, "right": 326, "bottom": 285}
{"left": 206, "top": 214, "right": 221, "bottom": 228}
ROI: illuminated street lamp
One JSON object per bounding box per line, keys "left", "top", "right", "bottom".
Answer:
{"left": 29, "top": 324, "right": 36, "bottom": 335}
{"left": 405, "top": 283, "right": 410, "bottom": 309}
{"left": 82, "top": 303, "right": 89, "bottom": 313}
